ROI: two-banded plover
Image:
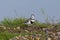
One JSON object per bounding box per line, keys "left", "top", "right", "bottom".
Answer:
{"left": 25, "top": 14, "right": 35, "bottom": 24}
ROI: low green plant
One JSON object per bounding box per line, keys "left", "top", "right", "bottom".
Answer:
{"left": 33, "top": 21, "right": 48, "bottom": 28}
{"left": 0, "top": 32, "right": 18, "bottom": 40}
{"left": 0, "top": 18, "right": 28, "bottom": 28}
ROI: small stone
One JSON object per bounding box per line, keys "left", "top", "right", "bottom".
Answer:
{"left": 48, "top": 37, "right": 51, "bottom": 40}
{"left": 15, "top": 36, "right": 19, "bottom": 39}
{"left": 17, "top": 26, "right": 20, "bottom": 30}
{"left": 22, "top": 36, "right": 26, "bottom": 39}
{"left": 3, "top": 27, "right": 6, "bottom": 30}
{"left": 25, "top": 30, "right": 29, "bottom": 33}
{"left": 14, "top": 28, "right": 16, "bottom": 30}
{"left": 9, "top": 39, "right": 12, "bottom": 40}
{"left": 57, "top": 32, "right": 60, "bottom": 35}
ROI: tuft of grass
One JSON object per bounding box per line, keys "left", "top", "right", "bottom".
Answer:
{"left": 0, "top": 18, "right": 28, "bottom": 28}
{"left": 0, "top": 32, "right": 18, "bottom": 40}
{"left": 0, "top": 17, "right": 50, "bottom": 28}
{"left": 33, "top": 21, "right": 49, "bottom": 28}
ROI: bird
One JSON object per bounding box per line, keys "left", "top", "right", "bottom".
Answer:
{"left": 25, "top": 14, "right": 35, "bottom": 25}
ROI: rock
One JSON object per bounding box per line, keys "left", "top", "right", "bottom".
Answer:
{"left": 3, "top": 27, "right": 6, "bottom": 30}
{"left": 15, "top": 36, "right": 19, "bottom": 39}
{"left": 16, "top": 26, "right": 20, "bottom": 30}
{"left": 25, "top": 30, "right": 29, "bottom": 33}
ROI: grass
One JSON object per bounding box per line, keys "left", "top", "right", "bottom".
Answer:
{"left": 0, "top": 31, "right": 45, "bottom": 40}
{"left": 0, "top": 18, "right": 28, "bottom": 28}
{"left": 0, "top": 17, "right": 50, "bottom": 28}
{"left": 0, "top": 32, "right": 18, "bottom": 40}
{"left": 0, "top": 17, "right": 60, "bottom": 40}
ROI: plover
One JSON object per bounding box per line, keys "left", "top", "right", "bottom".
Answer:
{"left": 25, "top": 14, "right": 35, "bottom": 24}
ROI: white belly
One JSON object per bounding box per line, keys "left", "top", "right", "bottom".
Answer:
{"left": 31, "top": 20, "right": 35, "bottom": 22}
{"left": 25, "top": 21, "right": 31, "bottom": 24}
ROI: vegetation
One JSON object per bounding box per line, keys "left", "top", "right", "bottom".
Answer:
{"left": 0, "top": 32, "right": 18, "bottom": 40}
{"left": 0, "top": 17, "right": 60, "bottom": 40}
{"left": 0, "top": 18, "right": 28, "bottom": 27}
